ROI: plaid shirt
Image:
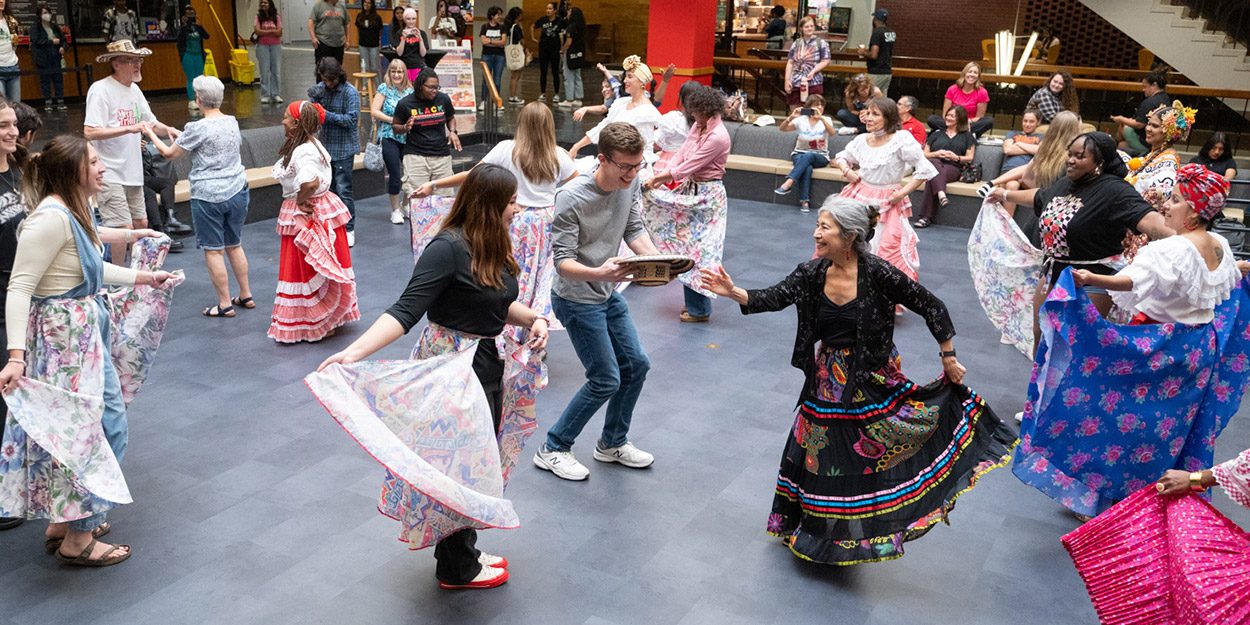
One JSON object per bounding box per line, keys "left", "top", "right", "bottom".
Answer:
{"left": 1027, "top": 86, "right": 1063, "bottom": 124}
{"left": 309, "top": 81, "right": 360, "bottom": 160}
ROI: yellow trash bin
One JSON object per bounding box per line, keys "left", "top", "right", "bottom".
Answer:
{"left": 230, "top": 61, "right": 256, "bottom": 84}
{"left": 230, "top": 48, "right": 249, "bottom": 65}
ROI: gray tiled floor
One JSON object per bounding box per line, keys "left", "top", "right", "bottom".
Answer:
{"left": 2, "top": 194, "right": 1249, "bottom": 625}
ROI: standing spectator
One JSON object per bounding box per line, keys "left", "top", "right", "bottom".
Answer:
{"left": 531, "top": 1, "right": 562, "bottom": 103}
{"left": 1112, "top": 70, "right": 1171, "bottom": 156}
{"left": 857, "top": 8, "right": 894, "bottom": 97}
{"left": 103, "top": 0, "right": 139, "bottom": 46}
{"left": 776, "top": 94, "right": 836, "bottom": 212}
{"left": 355, "top": 0, "right": 382, "bottom": 78}
{"left": 916, "top": 104, "right": 975, "bottom": 228}
{"left": 0, "top": 3, "right": 18, "bottom": 103}
{"left": 834, "top": 73, "right": 882, "bottom": 135}
{"left": 763, "top": 6, "right": 787, "bottom": 50}
{"left": 428, "top": 0, "right": 457, "bottom": 46}
{"left": 254, "top": 0, "right": 284, "bottom": 104}
{"left": 927, "top": 62, "right": 994, "bottom": 137}
{"left": 783, "top": 16, "right": 831, "bottom": 108}
{"left": 383, "top": 4, "right": 403, "bottom": 50}
{"left": 1190, "top": 131, "right": 1237, "bottom": 180}
{"left": 176, "top": 5, "right": 210, "bottom": 111}
{"left": 897, "top": 95, "right": 926, "bottom": 144}
{"left": 29, "top": 7, "right": 66, "bottom": 111}
{"left": 84, "top": 41, "right": 181, "bottom": 251}
{"left": 504, "top": 7, "right": 525, "bottom": 104}
{"left": 308, "top": 0, "right": 349, "bottom": 67}
{"left": 446, "top": 0, "right": 467, "bottom": 40}
{"left": 395, "top": 8, "right": 429, "bottom": 79}
{"left": 478, "top": 7, "right": 506, "bottom": 111}
{"left": 559, "top": 6, "right": 586, "bottom": 107}
{"left": 308, "top": 57, "right": 359, "bottom": 247}
{"left": 144, "top": 76, "right": 253, "bottom": 318}
{"left": 371, "top": 59, "right": 412, "bottom": 224}
{"left": 392, "top": 67, "right": 460, "bottom": 202}
{"left": 1002, "top": 109, "right": 1042, "bottom": 172}
{"left": 1025, "top": 70, "right": 1077, "bottom": 124}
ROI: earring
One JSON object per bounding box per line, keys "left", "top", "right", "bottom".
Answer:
{"left": 844, "top": 247, "right": 850, "bottom": 260}
{"left": 1094, "top": 165, "right": 1102, "bottom": 176}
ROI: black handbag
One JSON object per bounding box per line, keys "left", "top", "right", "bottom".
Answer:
{"left": 566, "top": 39, "right": 587, "bottom": 69}
{"left": 959, "top": 161, "right": 983, "bottom": 183}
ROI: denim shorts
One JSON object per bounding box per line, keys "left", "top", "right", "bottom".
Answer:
{"left": 191, "top": 187, "right": 249, "bottom": 250}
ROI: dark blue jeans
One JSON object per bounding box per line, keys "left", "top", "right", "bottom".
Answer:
{"left": 786, "top": 151, "right": 830, "bottom": 203}
{"left": 482, "top": 54, "right": 505, "bottom": 103}
{"left": 545, "top": 291, "right": 650, "bottom": 452}
{"left": 835, "top": 109, "right": 866, "bottom": 133}
{"left": 684, "top": 286, "right": 711, "bottom": 317}
{"left": 382, "top": 137, "right": 404, "bottom": 196}
{"left": 329, "top": 157, "right": 356, "bottom": 231}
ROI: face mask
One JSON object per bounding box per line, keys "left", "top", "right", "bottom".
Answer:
{"left": 41, "top": 13, "right": 51, "bottom": 22}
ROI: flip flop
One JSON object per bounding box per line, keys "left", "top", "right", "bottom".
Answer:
{"left": 231, "top": 296, "right": 256, "bottom": 309}
{"left": 44, "top": 523, "right": 110, "bottom": 554}
{"left": 55, "top": 538, "right": 131, "bottom": 567}
{"left": 203, "top": 305, "right": 236, "bottom": 318}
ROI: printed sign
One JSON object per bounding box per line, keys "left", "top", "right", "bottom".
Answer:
{"left": 434, "top": 44, "right": 476, "bottom": 111}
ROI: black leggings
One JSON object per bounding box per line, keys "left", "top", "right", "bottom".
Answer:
{"left": 538, "top": 46, "right": 561, "bottom": 95}
{"left": 382, "top": 137, "right": 404, "bottom": 196}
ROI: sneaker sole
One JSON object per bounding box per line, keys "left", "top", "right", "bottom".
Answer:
{"left": 438, "top": 569, "right": 510, "bottom": 589}
{"left": 532, "top": 454, "right": 589, "bottom": 481}
{"left": 592, "top": 449, "right": 654, "bottom": 468}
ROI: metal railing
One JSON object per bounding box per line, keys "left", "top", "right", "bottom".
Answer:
{"left": 478, "top": 62, "right": 504, "bottom": 146}
{"left": 1174, "top": 0, "right": 1250, "bottom": 54}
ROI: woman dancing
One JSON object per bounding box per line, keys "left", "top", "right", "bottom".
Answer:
{"left": 568, "top": 55, "right": 661, "bottom": 170}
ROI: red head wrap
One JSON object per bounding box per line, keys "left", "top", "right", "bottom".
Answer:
{"left": 287, "top": 100, "right": 326, "bottom": 125}
{"left": 1175, "top": 163, "right": 1230, "bottom": 221}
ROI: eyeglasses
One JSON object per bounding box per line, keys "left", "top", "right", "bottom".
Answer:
{"left": 604, "top": 155, "right": 643, "bottom": 174}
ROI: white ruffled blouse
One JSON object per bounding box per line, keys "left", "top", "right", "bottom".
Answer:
{"left": 1110, "top": 234, "right": 1241, "bottom": 325}
{"left": 272, "top": 140, "right": 333, "bottom": 199}
{"left": 835, "top": 132, "right": 938, "bottom": 188}
{"left": 586, "top": 97, "right": 663, "bottom": 163}
{"left": 653, "top": 110, "right": 690, "bottom": 153}
{"left": 1214, "top": 447, "right": 1250, "bottom": 510}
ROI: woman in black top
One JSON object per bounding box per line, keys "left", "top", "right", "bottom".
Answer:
{"left": 700, "top": 196, "right": 1015, "bottom": 566}
{"left": 354, "top": 0, "right": 382, "bottom": 77}
{"left": 1190, "top": 131, "right": 1238, "bottom": 181}
{"left": 395, "top": 8, "right": 429, "bottom": 77}
{"left": 915, "top": 104, "right": 975, "bottom": 228}
{"left": 318, "top": 164, "right": 549, "bottom": 590}
{"left": 531, "top": 2, "right": 562, "bottom": 103}
{"left": 764, "top": 5, "right": 787, "bottom": 49}
{"left": 560, "top": 7, "right": 587, "bottom": 106}
{"left": 479, "top": 6, "right": 506, "bottom": 110}
{"left": 29, "top": 7, "right": 66, "bottom": 110}
{"left": 504, "top": 7, "right": 526, "bottom": 104}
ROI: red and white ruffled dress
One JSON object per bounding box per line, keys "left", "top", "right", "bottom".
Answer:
{"left": 834, "top": 132, "right": 938, "bottom": 280}
{"left": 268, "top": 140, "right": 361, "bottom": 343}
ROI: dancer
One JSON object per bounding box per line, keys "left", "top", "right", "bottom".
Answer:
{"left": 268, "top": 101, "right": 360, "bottom": 343}
{"left": 533, "top": 122, "right": 662, "bottom": 481}
{"left": 978, "top": 110, "right": 1081, "bottom": 218}
{"left": 831, "top": 97, "right": 936, "bottom": 281}
{"left": 1123, "top": 101, "right": 1192, "bottom": 200}
{"left": 643, "top": 85, "right": 731, "bottom": 323}
{"left": 0, "top": 135, "right": 174, "bottom": 566}
{"left": 651, "top": 81, "right": 703, "bottom": 176}
{"left": 315, "top": 164, "right": 549, "bottom": 590}
{"left": 0, "top": 99, "right": 20, "bottom": 533}
{"left": 568, "top": 55, "right": 661, "bottom": 169}
{"left": 699, "top": 196, "right": 1015, "bottom": 565}
{"left": 412, "top": 102, "right": 578, "bottom": 336}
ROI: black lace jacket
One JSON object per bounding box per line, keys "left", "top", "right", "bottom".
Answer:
{"left": 742, "top": 254, "right": 956, "bottom": 406}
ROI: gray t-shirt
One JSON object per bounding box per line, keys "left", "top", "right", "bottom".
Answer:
{"left": 174, "top": 115, "right": 246, "bottom": 203}
{"left": 310, "top": 0, "right": 349, "bottom": 47}
{"left": 551, "top": 173, "right": 646, "bottom": 305}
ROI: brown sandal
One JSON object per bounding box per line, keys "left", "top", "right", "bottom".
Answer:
{"left": 55, "top": 538, "right": 131, "bottom": 567}
{"left": 44, "top": 522, "right": 110, "bottom": 554}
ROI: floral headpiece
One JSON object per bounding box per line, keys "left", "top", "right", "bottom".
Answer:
{"left": 1150, "top": 100, "right": 1197, "bottom": 145}
{"left": 1175, "top": 162, "right": 1230, "bottom": 221}
{"left": 622, "top": 55, "right": 653, "bottom": 84}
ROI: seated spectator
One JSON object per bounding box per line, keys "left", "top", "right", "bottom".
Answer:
{"left": 775, "top": 94, "right": 835, "bottom": 212}
{"left": 927, "top": 62, "right": 994, "bottom": 137}
{"left": 1112, "top": 69, "right": 1169, "bottom": 156}
{"left": 897, "top": 95, "right": 926, "bottom": 144}
{"left": 140, "top": 138, "right": 184, "bottom": 253}
{"left": 764, "top": 6, "right": 788, "bottom": 49}
{"left": 835, "top": 73, "right": 882, "bottom": 135}
{"left": 1001, "top": 109, "right": 1042, "bottom": 172}
{"left": 916, "top": 104, "right": 975, "bottom": 228}
{"left": 1025, "top": 70, "right": 1078, "bottom": 124}
{"left": 1190, "top": 131, "right": 1237, "bottom": 181}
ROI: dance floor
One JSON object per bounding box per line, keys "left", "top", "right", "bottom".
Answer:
{"left": 2, "top": 194, "right": 1249, "bottom": 625}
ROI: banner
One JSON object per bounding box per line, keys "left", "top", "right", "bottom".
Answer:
{"left": 434, "top": 44, "right": 476, "bottom": 111}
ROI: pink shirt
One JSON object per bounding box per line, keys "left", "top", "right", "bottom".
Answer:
{"left": 945, "top": 83, "right": 989, "bottom": 117}
{"left": 664, "top": 115, "right": 731, "bottom": 181}
{"left": 255, "top": 14, "right": 282, "bottom": 46}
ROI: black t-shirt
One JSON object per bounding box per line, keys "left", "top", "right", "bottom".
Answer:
{"left": 0, "top": 168, "right": 24, "bottom": 320}
{"left": 508, "top": 23, "right": 523, "bottom": 44}
{"left": 764, "top": 18, "right": 787, "bottom": 38}
{"left": 866, "top": 26, "right": 895, "bottom": 74}
{"left": 480, "top": 23, "right": 505, "bottom": 56}
{"left": 1133, "top": 90, "right": 1171, "bottom": 125}
{"left": 355, "top": 12, "right": 382, "bottom": 48}
{"left": 1032, "top": 174, "right": 1155, "bottom": 274}
{"left": 1191, "top": 153, "right": 1238, "bottom": 177}
{"left": 534, "top": 16, "right": 562, "bottom": 46}
{"left": 924, "top": 129, "right": 976, "bottom": 164}
{"left": 397, "top": 29, "right": 428, "bottom": 69}
{"left": 393, "top": 91, "right": 455, "bottom": 156}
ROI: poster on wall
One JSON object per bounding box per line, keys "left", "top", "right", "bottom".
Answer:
{"left": 435, "top": 44, "right": 477, "bottom": 111}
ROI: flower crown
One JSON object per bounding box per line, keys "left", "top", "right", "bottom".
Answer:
{"left": 622, "top": 55, "right": 642, "bottom": 71}
{"left": 1150, "top": 100, "right": 1197, "bottom": 144}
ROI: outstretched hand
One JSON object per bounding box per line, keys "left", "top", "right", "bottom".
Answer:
{"left": 317, "top": 349, "right": 358, "bottom": 372}
{"left": 699, "top": 266, "right": 735, "bottom": 297}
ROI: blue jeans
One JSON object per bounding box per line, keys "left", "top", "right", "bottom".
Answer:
{"left": 190, "top": 187, "right": 250, "bottom": 250}
{"left": 835, "top": 109, "right": 865, "bottom": 133}
{"left": 255, "top": 43, "right": 283, "bottom": 99}
{"left": 0, "top": 65, "right": 19, "bottom": 102}
{"left": 562, "top": 53, "right": 584, "bottom": 101}
{"left": 358, "top": 45, "right": 379, "bottom": 75}
{"left": 684, "top": 286, "right": 711, "bottom": 317}
{"left": 329, "top": 157, "right": 356, "bottom": 231}
{"left": 545, "top": 291, "right": 650, "bottom": 451}
{"left": 69, "top": 305, "right": 127, "bottom": 532}
{"left": 786, "top": 151, "right": 830, "bottom": 203}
{"left": 481, "top": 54, "right": 505, "bottom": 103}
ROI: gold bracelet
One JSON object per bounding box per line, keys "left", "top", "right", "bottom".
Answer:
{"left": 1189, "top": 471, "right": 1207, "bottom": 492}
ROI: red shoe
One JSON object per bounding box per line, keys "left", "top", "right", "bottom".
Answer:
{"left": 438, "top": 566, "right": 509, "bottom": 590}
{"left": 479, "top": 552, "right": 508, "bottom": 568}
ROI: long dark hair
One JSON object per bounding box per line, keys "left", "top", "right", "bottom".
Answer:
{"left": 257, "top": 0, "right": 278, "bottom": 23}
{"left": 279, "top": 102, "right": 323, "bottom": 168}
{"left": 504, "top": 6, "right": 522, "bottom": 30}
{"left": 22, "top": 134, "right": 99, "bottom": 246}
{"left": 1200, "top": 131, "right": 1233, "bottom": 162}
{"left": 439, "top": 164, "right": 520, "bottom": 288}
{"left": 359, "top": 0, "right": 376, "bottom": 18}
{"left": 566, "top": 7, "right": 585, "bottom": 37}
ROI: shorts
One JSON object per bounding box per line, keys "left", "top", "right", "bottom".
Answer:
{"left": 190, "top": 187, "right": 250, "bottom": 250}
{"left": 401, "top": 153, "right": 455, "bottom": 199}
{"left": 97, "top": 183, "right": 146, "bottom": 227}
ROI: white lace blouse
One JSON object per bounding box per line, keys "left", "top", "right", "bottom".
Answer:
{"left": 272, "top": 140, "right": 333, "bottom": 199}
{"left": 835, "top": 132, "right": 938, "bottom": 188}
{"left": 1110, "top": 234, "right": 1241, "bottom": 325}
{"left": 586, "top": 97, "right": 664, "bottom": 163}
{"left": 653, "top": 110, "right": 690, "bottom": 153}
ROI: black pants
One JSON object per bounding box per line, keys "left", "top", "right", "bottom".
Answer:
{"left": 143, "top": 176, "right": 173, "bottom": 233}
{"left": 382, "top": 137, "right": 404, "bottom": 196}
{"left": 538, "top": 47, "right": 561, "bottom": 95}
{"left": 314, "top": 43, "right": 345, "bottom": 69}
{"left": 433, "top": 342, "right": 504, "bottom": 585}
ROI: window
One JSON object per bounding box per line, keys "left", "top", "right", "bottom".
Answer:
{"left": 70, "top": 0, "right": 181, "bottom": 42}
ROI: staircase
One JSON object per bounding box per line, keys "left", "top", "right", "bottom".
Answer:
{"left": 1081, "top": 0, "right": 1250, "bottom": 91}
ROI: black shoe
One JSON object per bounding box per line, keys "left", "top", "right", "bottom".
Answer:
{"left": 168, "top": 239, "right": 184, "bottom": 252}
{"left": 166, "top": 211, "right": 193, "bottom": 235}
{"left": 0, "top": 516, "right": 24, "bottom": 530}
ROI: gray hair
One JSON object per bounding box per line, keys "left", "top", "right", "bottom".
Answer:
{"left": 897, "top": 95, "right": 919, "bottom": 110}
{"left": 818, "top": 196, "right": 878, "bottom": 255}
{"left": 193, "top": 75, "right": 224, "bottom": 109}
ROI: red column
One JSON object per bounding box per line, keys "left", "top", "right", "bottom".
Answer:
{"left": 646, "top": 0, "right": 718, "bottom": 113}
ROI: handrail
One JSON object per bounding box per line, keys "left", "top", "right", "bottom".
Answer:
{"left": 479, "top": 61, "right": 504, "bottom": 108}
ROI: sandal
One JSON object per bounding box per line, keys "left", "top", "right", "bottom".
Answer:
{"left": 203, "top": 305, "right": 235, "bottom": 318}
{"left": 679, "top": 311, "right": 711, "bottom": 323}
{"left": 55, "top": 538, "right": 131, "bottom": 567}
{"left": 914, "top": 217, "right": 931, "bottom": 229}
{"left": 938, "top": 195, "right": 950, "bottom": 209}
{"left": 231, "top": 296, "right": 256, "bottom": 309}
{"left": 44, "top": 522, "right": 110, "bottom": 554}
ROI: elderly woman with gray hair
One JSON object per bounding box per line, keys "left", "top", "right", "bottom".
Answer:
{"left": 145, "top": 75, "right": 253, "bottom": 318}
{"left": 700, "top": 196, "right": 1015, "bottom": 566}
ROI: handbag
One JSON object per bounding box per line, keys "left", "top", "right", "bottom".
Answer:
{"left": 566, "top": 38, "right": 587, "bottom": 70}
{"left": 363, "top": 123, "right": 384, "bottom": 173}
{"left": 723, "top": 90, "right": 748, "bottom": 122}
{"left": 506, "top": 43, "right": 526, "bottom": 70}
{"left": 959, "top": 161, "right": 983, "bottom": 183}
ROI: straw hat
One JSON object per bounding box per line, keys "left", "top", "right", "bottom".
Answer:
{"left": 96, "top": 40, "right": 154, "bottom": 63}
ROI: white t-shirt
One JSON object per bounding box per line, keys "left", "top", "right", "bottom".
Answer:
{"left": 84, "top": 76, "right": 156, "bottom": 186}
{"left": 792, "top": 115, "right": 832, "bottom": 158}
{"left": 0, "top": 20, "right": 18, "bottom": 67}
{"left": 480, "top": 140, "right": 577, "bottom": 207}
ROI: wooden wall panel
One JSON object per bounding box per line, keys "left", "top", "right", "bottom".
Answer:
{"left": 521, "top": 0, "right": 649, "bottom": 64}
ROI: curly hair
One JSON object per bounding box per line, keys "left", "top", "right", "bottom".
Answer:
{"left": 682, "top": 85, "right": 725, "bottom": 121}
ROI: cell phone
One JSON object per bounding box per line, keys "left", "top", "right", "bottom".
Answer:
{"left": 800, "top": 108, "right": 815, "bottom": 117}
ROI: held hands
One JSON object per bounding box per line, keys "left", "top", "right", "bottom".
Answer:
{"left": 699, "top": 266, "right": 735, "bottom": 297}
{"left": 527, "top": 318, "right": 549, "bottom": 350}
{"left": 942, "top": 356, "right": 966, "bottom": 385}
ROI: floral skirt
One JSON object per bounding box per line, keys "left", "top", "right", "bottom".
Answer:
{"left": 967, "top": 198, "right": 1044, "bottom": 357}
{"left": 768, "top": 344, "right": 1017, "bottom": 565}
{"left": 844, "top": 182, "right": 919, "bottom": 281}
{"left": 269, "top": 195, "right": 360, "bottom": 343}
{"left": 641, "top": 180, "right": 728, "bottom": 297}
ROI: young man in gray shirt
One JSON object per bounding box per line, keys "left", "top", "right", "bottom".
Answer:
{"left": 534, "top": 122, "right": 661, "bottom": 481}
{"left": 308, "top": 0, "right": 349, "bottom": 67}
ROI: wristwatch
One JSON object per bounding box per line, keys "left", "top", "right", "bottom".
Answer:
{"left": 939, "top": 350, "right": 957, "bottom": 359}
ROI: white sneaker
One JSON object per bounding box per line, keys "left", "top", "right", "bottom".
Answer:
{"left": 437, "top": 564, "right": 509, "bottom": 589}
{"left": 533, "top": 447, "right": 590, "bottom": 481}
{"left": 593, "top": 441, "right": 654, "bottom": 468}
{"left": 478, "top": 552, "right": 508, "bottom": 568}
{"left": 478, "top": 102, "right": 486, "bottom": 111}
{"left": 1014, "top": 411, "right": 1025, "bottom": 424}
{"left": 558, "top": 99, "right": 575, "bottom": 108}
{"left": 508, "top": 96, "right": 523, "bottom": 104}
{"left": 390, "top": 209, "right": 404, "bottom": 224}
{"left": 552, "top": 95, "right": 562, "bottom": 103}
{"left": 537, "top": 94, "right": 546, "bottom": 102}
{"left": 346, "top": 231, "right": 356, "bottom": 247}
{"left": 570, "top": 99, "right": 583, "bottom": 107}
{"left": 260, "top": 96, "right": 271, "bottom": 104}
{"left": 274, "top": 96, "right": 284, "bottom": 103}
{"left": 188, "top": 101, "right": 199, "bottom": 110}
